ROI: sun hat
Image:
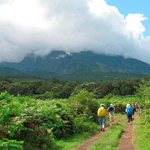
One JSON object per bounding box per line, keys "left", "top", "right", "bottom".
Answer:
{"left": 110, "top": 104, "right": 113, "bottom": 106}
{"left": 101, "top": 103, "right": 104, "bottom": 106}
{"left": 127, "top": 104, "right": 130, "bottom": 107}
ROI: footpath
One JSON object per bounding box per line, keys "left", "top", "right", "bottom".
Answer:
{"left": 76, "top": 113, "right": 140, "bottom": 150}
{"left": 118, "top": 113, "right": 139, "bottom": 150}
{"left": 76, "top": 115, "right": 124, "bottom": 150}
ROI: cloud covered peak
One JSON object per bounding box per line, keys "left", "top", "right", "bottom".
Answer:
{"left": 0, "top": 0, "right": 150, "bottom": 65}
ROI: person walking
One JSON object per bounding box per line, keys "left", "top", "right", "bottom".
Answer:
{"left": 126, "top": 101, "right": 134, "bottom": 121}
{"left": 107, "top": 104, "right": 115, "bottom": 122}
{"left": 132, "top": 103, "right": 136, "bottom": 121}
{"left": 97, "top": 104, "right": 107, "bottom": 132}
{"left": 125, "top": 104, "right": 133, "bottom": 126}
{"left": 135, "top": 102, "right": 139, "bottom": 111}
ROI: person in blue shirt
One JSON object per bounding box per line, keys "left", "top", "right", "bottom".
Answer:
{"left": 107, "top": 104, "right": 115, "bottom": 122}
{"left": 125, "top": 104, "right": 133, "bottom": 126}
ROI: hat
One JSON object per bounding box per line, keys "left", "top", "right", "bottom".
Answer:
{"left": 101, "top": 103, "right": 104, "bottom": 106}
{"left": 110, "top": 104, "right": 113, "bottom": 106}
{"left": 127, "top": 104, "right": 130, "bottom": 107}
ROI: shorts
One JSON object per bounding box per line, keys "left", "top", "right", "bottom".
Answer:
{"left": 99, "top": 116, "right": 106, "bottom": 126}
{"left": 109, "top": 111, "right": 114, "bottom": 118}
{"left": 127, "top": 115, "right": 132, "bottom": 122}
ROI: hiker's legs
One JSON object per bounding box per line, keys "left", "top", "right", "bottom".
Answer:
{"left": 99, "top": 117, "right": 103, "bottom": 130}
{"left": 127, "top": 115, "right": 132, "bottom": 125}
{"left": 102, "top": 116, "right": 106, "bottom": 131}
{"left": 109, "top": 112, "right": 114, "bottom": 122}
{"left": 112, "top": 112, "right": 114, "bottom": 122}
{"left": 132, "top": 109, "right": 135, "bottom": 120}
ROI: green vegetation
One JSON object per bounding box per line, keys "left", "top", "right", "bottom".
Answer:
{"left": 0, "top": 75, "right": 147, "bottom": 99}
{"left": 53, "top": 132, "right": 96, "bottom": 150}
{"left": 0, "top": 74, "right": 150, "bottom": 150}
{"left": 89, "top": 116, "right": 126, "bottom": 150}
{"left": 133, "top": 114, "right": 150, "bottom": 150}
{"left": 0, "top": 90, "right": 100, "bottom": 149}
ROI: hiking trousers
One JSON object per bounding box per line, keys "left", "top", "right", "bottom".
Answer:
{"left": 99, "top": 116, "right": 106, "bottom": 126}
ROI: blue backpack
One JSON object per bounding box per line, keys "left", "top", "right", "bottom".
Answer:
{"left": 126, "top": 106, "right": 133, "bottom": 115}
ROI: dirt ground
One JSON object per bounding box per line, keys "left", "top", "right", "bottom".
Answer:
{"left": 118, "top": 113, "right": 139, "bottom": 150}
{"left": 76, "top": 113, "right": 140, "bottom": 150}
{"left": 76, "top": 115, "right": 124, "bottom": 150}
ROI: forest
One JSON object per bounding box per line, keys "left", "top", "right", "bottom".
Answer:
{"left": 0, "top": 75, "right": 150, "bottom": 149}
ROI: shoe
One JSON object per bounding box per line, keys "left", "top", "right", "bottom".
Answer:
{"left": 101, "top": 128, "right": 102, "bottom": 131}
{"left": 112, "top": 120, "right": 114, "bottom": 122}
{"left": 102, "top": 128, "right": 105, "bottom": 132}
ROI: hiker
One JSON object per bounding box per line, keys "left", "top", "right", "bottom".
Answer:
{"left": 125, "top": 103, "right": 133, "bottom": 126}
{"left": 107, "top": 104, "right": 115, "bottom": 122}
{"left": 135, "top": 102, "right": 139, "bottom": 111}
{"left": 132, "top": 103, "right": 136, "bottom": 121}
{"left": 97, "top": 104, "right": 107, "bottom": 132}
{"left": 126, "top": 101, "right": 134, "bottom": 121}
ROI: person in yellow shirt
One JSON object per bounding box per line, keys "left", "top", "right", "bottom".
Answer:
{"left": 97, "top": 104, "right": 107, "bottom": 132}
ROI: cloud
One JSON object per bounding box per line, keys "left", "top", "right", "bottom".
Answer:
{"left": 0, "top": 0, "right": 150, "bottom": 65}
{"left": 125, "top": 14, "right": 147, "bottom": 39}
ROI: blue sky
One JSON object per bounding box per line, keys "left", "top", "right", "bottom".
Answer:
{"left": 0, "top": 0, "right": 150, "bottom": 65}
{"left": 105, "top": 0, "right": 150, "bottom": 37}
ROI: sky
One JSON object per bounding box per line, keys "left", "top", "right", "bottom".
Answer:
{"left": 0, "top": 0, "right": 150, "bottom": 65}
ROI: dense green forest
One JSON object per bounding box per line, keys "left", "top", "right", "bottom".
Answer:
{"left": 1, "top": 75, "right": 149, "bottom": 99}
{"left": 0, "top": 75, "right": 150, "bottom": 149}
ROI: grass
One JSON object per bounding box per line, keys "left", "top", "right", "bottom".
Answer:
{"left": 51, "top": 113, "right": 123, "bottom": 150}
{"left": 89, "top": 116, "right": 126, "bottom": 150}
{"left": 133, "top": 113, "right": 150, "bottom": 150}
{"left": 52, "top": 132, "right": 93, "bottom": 150}
{"left": 51, "top": 124, "right": 99, "bottom": 150}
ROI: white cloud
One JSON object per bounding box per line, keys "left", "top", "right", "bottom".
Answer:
{"left": 125, "top": 14, "right": 147, "bottom": 39}
{"left": 0, "top": 0, "right": 150, "bottom": 65}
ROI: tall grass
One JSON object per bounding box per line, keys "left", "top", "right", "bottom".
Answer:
{"left": 133, "top": 114, "right": 150, "bottom": 150}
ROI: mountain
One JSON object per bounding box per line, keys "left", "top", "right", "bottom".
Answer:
{"left": 1, "top": 50, "right": 150, "bottom": 73}
{"left": 0, "top": 67, "right": 27, "bottom": 76}
{"left": 0, "top": 50, "right": 150, "bottom": 81}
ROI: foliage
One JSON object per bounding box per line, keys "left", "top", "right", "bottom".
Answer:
{"left": 0, "top": 90, "right": 100, "bottom": 149}
{"left": 0, "top": 138, "right": 24, "bottom": 150}
{"left": 133, "top": 114, "right": 150, "bottom": 150}
{"left": 135, "top": 80, "right": 150, "bottom": 124}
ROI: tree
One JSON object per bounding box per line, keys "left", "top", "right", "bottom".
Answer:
{"left": 72, "top": 82, "right": 97, "bottom": 96}
{"left": 28, "top": 80, "right": 43, "bottom": 94}
{"left": 8, "top": 83, "right": 24, "bottom": 96}
{"left": 62, "top": 81, "right": 78, "bottom": 98}
{"left": 93, "top": 82, "right": 114, "bottom": 98}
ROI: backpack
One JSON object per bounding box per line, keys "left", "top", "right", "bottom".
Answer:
{"left": 98, "top": 107, "right": 106, "bottom": 117}
{"left": 126, "top": 106, "right": 133, "bottom": 115}
{"left": 135, "top": 102, "right": 138, "bottom": 107}
{"left": 108, "top": 107, "right": 114, "bottom": 112}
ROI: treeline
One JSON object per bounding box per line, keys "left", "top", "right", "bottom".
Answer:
{"left": 1, "top": 75, "right": 150, "bottom": 99}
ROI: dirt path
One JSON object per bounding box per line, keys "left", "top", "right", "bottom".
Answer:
{"left": 76, "top": 115, "right": 124, "bottom": 150}
{"left": 118, "top": 113, "right": 140, "bottom": 150}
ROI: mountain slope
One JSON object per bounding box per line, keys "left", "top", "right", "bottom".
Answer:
{"left": 0, "top": 50, "right": 150, "bottom": 75}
